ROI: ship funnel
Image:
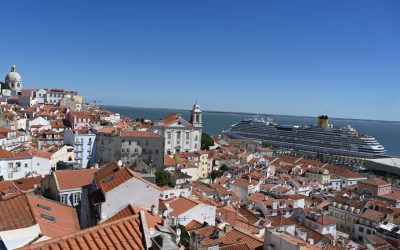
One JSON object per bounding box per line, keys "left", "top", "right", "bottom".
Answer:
{"left": 317, "top": 115, "right": 329, "bottom": 128}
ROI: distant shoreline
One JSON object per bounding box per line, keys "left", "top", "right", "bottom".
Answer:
{"left": 102, "top": 104, "right": 400, "bottom": 124}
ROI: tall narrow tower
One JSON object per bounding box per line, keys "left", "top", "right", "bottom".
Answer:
{"left": 190, "top": 102, "right": 202, "bottom": 128}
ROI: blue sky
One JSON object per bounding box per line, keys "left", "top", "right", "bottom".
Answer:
{"left": 1, "top": 0, "right": 399, "bottom": 121}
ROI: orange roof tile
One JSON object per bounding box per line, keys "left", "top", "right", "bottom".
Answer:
{"left": 221, "top": 229, "right": 263, "bottom": 250}
{"left": 55, "top": 168, "right": 99, "bottom": 190}
{"left": 18, "top": 215, "right": 146, "bottom": 250}
{"left": 168, "top": 197, "right": 201, "bottom": 216}
{"left": 0, "top": 193, "right": 80, "bottom": 238}
{"left": 12, "top": 176, "right": 43, "bottom": 191}
{"left": 120, "top": 130, "right": 161, "bottom": 138}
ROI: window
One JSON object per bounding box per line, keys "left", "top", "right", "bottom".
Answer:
{"left": 73, "top": 192, "right": 81, "bottom": 205}
{"left": 167, "top": 132, "right": 171, "bottom": 139}
{"left": 347, "top": 217, "right": 351, "bottom": 222}
{"left": 24, "top": 163, "right": 28, "bottom": 168}
{"left": 195, "top": 135, "right": 198, "bottom": 141}
{"left": 8, "top": 173, "right": 13, "bottom": 178}
{"left": 8, "top": 163, "right": 13, "bottom": 169}
{"left": 359, "top": 226, "right": 364, "bottom": 233}
{"left": 185, "top": 132, "right": 190, "bottom": 139}
{"left": 358, "top": 236, "right": 363, "bottom": 242}
{"left": 366, "top": 229, "right": 371, "bottom": 235}
{"left": 58, "top": 194, "right": 67, "bottom": 204}
{"left": 177, "top": 132, "right": 181, "bottom": 139}
{"left": 16, "top": 162, "right": 21, "bottom": 168}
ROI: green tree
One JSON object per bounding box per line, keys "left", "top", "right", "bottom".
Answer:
{"left": 210, "top": 170, "right": 223, "bottom": 180}
{"left": 155, "top": 170, "right": 174, "bottom": 187}
{"left": 220, "top": 164, "right": 229, "bottom": 172}
{"left": 201, "top": 132, "right": 214, "bottom": 150}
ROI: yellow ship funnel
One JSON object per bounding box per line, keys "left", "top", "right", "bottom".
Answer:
{"left": 318, "top": 115, "right": 329, "bottom": 127}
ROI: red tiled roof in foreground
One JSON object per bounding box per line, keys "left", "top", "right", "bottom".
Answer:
{"left": 18, "top": 215, "right": 146, "bottom": 250}
{"left": 0, "top": 193, "right": 80, "bottom": 238}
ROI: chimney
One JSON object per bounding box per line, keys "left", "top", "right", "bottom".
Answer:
{"left": 249, "top": 176, "right": 252, "bottom": 184}
{"left": 151, "top": 205, "right": 158, "bottom": 215}
{"left": 117, "top": 160, "right": 123, "bottom": 168}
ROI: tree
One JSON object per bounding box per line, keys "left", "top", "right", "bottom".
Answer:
{"left": 201, "top": 132, "right": 214, "bottom": 150}
{"left": 210, "top": 170, "right": 223, "bottom": 180}
{"left": 155, "top": 170, "right": 174, "bottom": 187}
{"left": 220, "top": 164, "right": 229, "bottom": 172}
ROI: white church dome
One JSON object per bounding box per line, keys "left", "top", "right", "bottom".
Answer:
{"left": 5, "top": 65, "right": 22, "bottom": 83}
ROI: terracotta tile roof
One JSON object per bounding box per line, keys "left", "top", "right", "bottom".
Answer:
{"left": 238, "top": 207, "right": 259, "bottom": 225}
{"left": 0, "top": 126, "right": 15, "bottom": 133}
{"left": 185, "top": 220, "right": 204, "bottom": 231}
{"left": 266, "top": 215, "right": 296, "bottom": 227}
{"left": 0, "top": 193, "right": 80, "bottom": 238}
{"left": 0, "top": 180, "right": 18, "bottom": 196}
{"left": 167, "top": 196, "right": 201, "bottom": 216}
{"left": 105, "top": 204, "right": 136, "bottom": 222}
{"left": 359, "top": 177, "right": 389, "bottom": 187}
{"left": 164, "top": 155, "right": 177, "bottom": 166}
{"left": 0, "top": 193, "right": 35, "bottom": 231}
{"left": 26, "top": 147, "right": 52, "bottom": 159}
{"left": 26, "top": 194, "right": 80, "bottom": 238}
{"left": 324, "top": 165, "right": 364, "bottom": 179}
{"left": 55, "top": 168, "right": 99, "bottom": 191}
{"left": 162, "top": 113, "right": 179, "bottom": 124}
{"left": 220, "top": 243, "right": 251, "bottom": 250}
{"left": 96, "top": 127, "right": 115, "bottom": 134}
{"left": 97, "top": 166, "right": 135, "bottom": 192}
{"left": 217, "top": 206, "right": 247, "bottom": 225}
{"left": 95, "top": 163, "right": 162, "bottom": 193}
{"left": 360, "top": 209, "right": 386, "bottom": 222}
{"left": 12, "top": 176, "right": 43, "bottom": 191}
{"left": 105, "top": 204, "right": 162, "bottom": 229}
{"left": 221, "top": 229, "right": 263, "bottom": 250}
{"left": 232, "top": 178, "right": 257, "bottom": 188}
{"left": 120, "top": 130, "right": 161, "bottom": 138}
{"left": 18, "top": 215, "right": 146, "bottom": 250}
{"left": 248, "top": 193, "right": 265, "bottom": 203}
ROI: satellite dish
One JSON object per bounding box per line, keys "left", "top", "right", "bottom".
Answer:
{"left": 117, "top": 160, "right": 123, "bottom": 167}
{"left": 101, "top": 212, "right": 108, "bottom": 220}
{"left": 149, "top": 227, "right": 155, "bottom": 236}
{"left": 176, "top": 228, "right": 181, "bottom": 236}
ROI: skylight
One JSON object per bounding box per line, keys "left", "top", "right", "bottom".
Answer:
{"left": 103, "top": 175, "right": 115, "bottom": 184}
{"left": 41, "top": 214, "right": 56, "bottom": 222}
{"left": 37, "top": 204, "right": 51, "bottom": 211}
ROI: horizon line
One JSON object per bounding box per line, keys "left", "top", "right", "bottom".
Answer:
{"left": 101, "top": 104, "right": 400, "bottom": 123}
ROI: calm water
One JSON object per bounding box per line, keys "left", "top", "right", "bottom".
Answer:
{"left": 104, "top": 105, "right": 400, "bottom": 157}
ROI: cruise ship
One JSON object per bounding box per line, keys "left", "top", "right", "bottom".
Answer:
{"left": 223, "top": 115, "right": 386, "bottom": 158}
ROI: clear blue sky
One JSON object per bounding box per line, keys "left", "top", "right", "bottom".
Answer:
{"left": 1, "top": 0, "right": 399, "bottom": 121}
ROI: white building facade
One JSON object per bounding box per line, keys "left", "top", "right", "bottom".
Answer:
{"left": 153, "top": 103, "right": 202, "bottom": 154}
